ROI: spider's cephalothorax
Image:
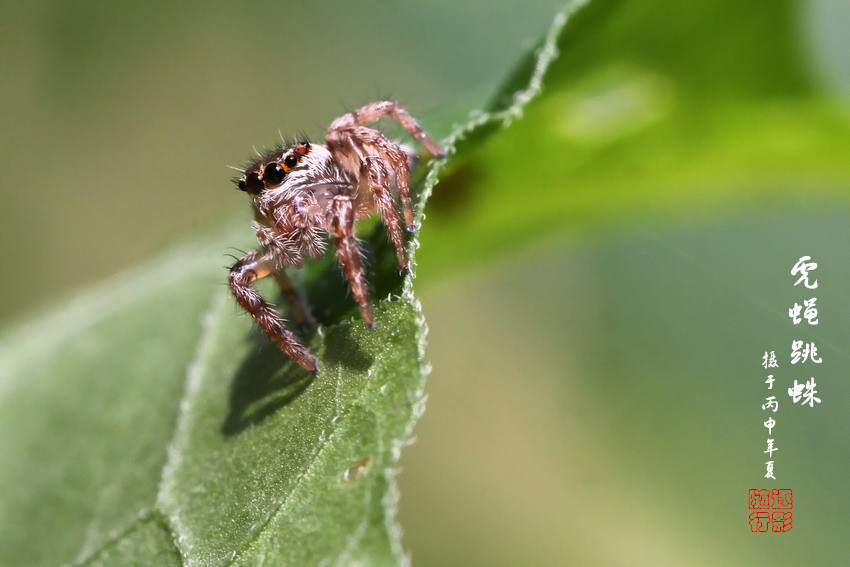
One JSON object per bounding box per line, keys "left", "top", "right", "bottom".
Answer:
{"left": 228, "top": 100, "right": 443, "bottom": 372}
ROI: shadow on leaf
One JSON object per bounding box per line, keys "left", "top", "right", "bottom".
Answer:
{"left": 221, "top": 333, "right": 317, "bottom": 436}
{"left": 321, "top": 323, "right": 372, "bottom": 371}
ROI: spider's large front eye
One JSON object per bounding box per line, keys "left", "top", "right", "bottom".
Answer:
{"left": 263, "top": 162, "right": 286, "bottom": 186}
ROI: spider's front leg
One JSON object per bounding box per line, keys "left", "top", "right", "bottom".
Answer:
{"left": 330, "top": 196, "right": 375, "bottom": 328}
{"left": 229, "top": 250, "right": 318, "bottom": 372}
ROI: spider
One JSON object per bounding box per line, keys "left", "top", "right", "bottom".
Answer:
{"left": 229, "top": 100, "right": 443, "bottom": 373}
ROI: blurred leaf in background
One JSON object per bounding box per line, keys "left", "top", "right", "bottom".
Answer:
{"left": 418, "top": 0, "right": 850, "bottom": 275}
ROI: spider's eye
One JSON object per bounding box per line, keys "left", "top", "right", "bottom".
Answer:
{"left": 263, "top": 162, "right": 286, "bottom": 186}
{"left": 243, "top": 172, "right": 263, "bottom": 194}
{"left": 283, "top": 154, "right": 298, "bottom": 168}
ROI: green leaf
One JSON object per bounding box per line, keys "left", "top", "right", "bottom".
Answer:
{"left": 0, "top": 200, "right": 433, "bottom": 566}
{"left": 0, "top": 218, "right": 435, "bottom": 565}
{"left": 0, "top": 5, "right": 579, "bottom": 567}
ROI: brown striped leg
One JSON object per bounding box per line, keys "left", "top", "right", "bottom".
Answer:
{"left": 229, "top": 250, "right": 318, "bottom": 372}
{"left": 330, "top": 196, "right": 375, "bottom": 328}
{"left": 360, "top": 156, "right": 409, "bottom": 272}
{"left": 367, "top": 139, "right": 416, "bottom": 231}
{"left": 329, "top": 99, "right": 444, "bottom": 157}
{"left": 385, "top": 146, "right": 416, "bottom": 231}
{"left": 272, "top": 270, "right": 313, "bottom": 330}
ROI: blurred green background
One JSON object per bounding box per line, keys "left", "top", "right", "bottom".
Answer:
{"left": 2, "top": 1, "right": 850, "bottom": 565}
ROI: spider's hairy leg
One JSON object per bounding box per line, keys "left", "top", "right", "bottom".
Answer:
{"left": 381, "top": 143, "right": 417, "bottom": 231}
{"left": 328, "top": 126, "right": 417, "bottom": 241}
{"left": 330, "top": 196, "right": 375, "bottom": 328}
{"left": 329, "top": 99, "right": 444, "bottom": 158}
{"left": 273, "top": 270, "right": 314, "bottom": 331}
{"left": 229, "top": 250, "right": 318, "bottom": 372}
{"left": 359, "top": 155, "right": 409, "bottom": 272}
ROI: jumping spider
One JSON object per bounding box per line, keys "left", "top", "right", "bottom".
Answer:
{"left": 229, "top": 100, "right": 443, "bottom": 372}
